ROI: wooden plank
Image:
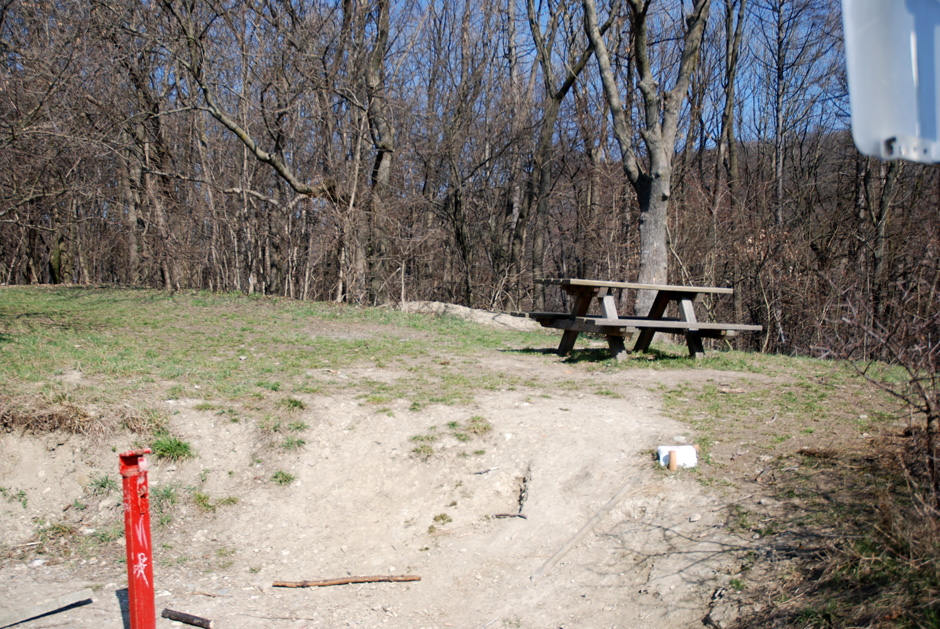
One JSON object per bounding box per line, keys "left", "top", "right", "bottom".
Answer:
{"left": 634, "top": 290, "right": 673, "bottom": 352}
{"left": 162, "top": 608, "right": 214, "bottom": 628}
{"left": 535, "top": 278, "right": 733, "bottom": 295}
{"left": 607, "top": 335, "right": 628, "bottom": 362}
{"left": 557, "top": 287, "right": 596, "bottom": 355}
{"left": 0, "top": 588, "right": 93, "bottom": 628}
{"left": 543, "top": 319, "right": 635, "bottom": 336}
{"left": 573, "top": 317, "right": 761, "bottom": 331}
{"left": 677, "top": 298, "right": 705, "bottom": 359}
{"left": 537, "top": 317, "right": 759, "bottom": 335}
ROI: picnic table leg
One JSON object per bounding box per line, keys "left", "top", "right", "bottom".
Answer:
{"left": 633, "top": 292, "right": 671, "bottom": 353}
{"left": 678, "top": 298, "right": 705, "bottom": 359}
{"left": 599, "top": 293, "right": 628, "bottom": 361}
{"left": 606, "top": 335, "right": 628, "bottom": 362}
{"left": 557, "top": 288, "right": 596, "bottom": 355}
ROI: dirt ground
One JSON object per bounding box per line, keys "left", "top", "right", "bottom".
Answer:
{"left": 0, "top": 306, "right": 779, "bottom": 629}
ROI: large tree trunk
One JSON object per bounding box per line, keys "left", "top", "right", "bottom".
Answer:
{"left": 364, "top": 0, "right": 395, "bottom": 304}
{"left": 583, "top": 0, "right": 711, "bottom": 315}
{"left": 637, "top": 169, "right": 671, "bottom": 294}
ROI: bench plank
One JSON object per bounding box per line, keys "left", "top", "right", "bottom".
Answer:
{"left": 541, "top": 318, "right": 750, "bottom": 339}
{"left": 575, "top": 318, "right": 762, "bottom": 332}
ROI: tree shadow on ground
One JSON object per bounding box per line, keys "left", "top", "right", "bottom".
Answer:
{"left": 505, "top": 346, "right": 689, "bottom": 364}
{"left": 725, "top": 440, "right": 940, "bottom": 628}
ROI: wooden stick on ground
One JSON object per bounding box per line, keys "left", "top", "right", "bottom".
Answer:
{"left": 0, "top": 588, "right": 93, "bottom": 629}
{"left": 161, "top": 608, "right": 214, "bottom": 628}
{"left": 530, "top": 476, "right": 638, "bottom": 580}
{"left": 273, "top": 575, "right": 421, "bottom": 588}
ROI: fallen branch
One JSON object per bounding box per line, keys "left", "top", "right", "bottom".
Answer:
{"left": 161, "top": 608, "right": 214, "bottom": 628}
{"left": 273, "top": 575, "right": 421, "bottom": 588}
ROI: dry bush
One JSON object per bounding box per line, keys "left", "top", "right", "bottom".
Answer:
{"left": 0, "top": 393, "right": 113, "bottom": 440}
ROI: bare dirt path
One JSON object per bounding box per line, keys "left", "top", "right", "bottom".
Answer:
{"left": 0, "top": 317, "right": 764, "bottom": 628}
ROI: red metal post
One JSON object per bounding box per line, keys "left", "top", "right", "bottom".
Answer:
{"left": 120, "top": 448, "right": 155, "bottom": 629}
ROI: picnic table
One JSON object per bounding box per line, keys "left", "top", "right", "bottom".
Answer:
{"left": 511, "top": 278, "right": 762, "bottom": 360}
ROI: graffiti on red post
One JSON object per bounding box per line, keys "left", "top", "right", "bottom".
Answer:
{"left": 120, "top": 448, "right": 155, "bottom": 629}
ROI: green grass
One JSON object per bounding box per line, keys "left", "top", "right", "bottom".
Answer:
{"left": 151, "top": 436, "right": 195, "bottom": 461}
{"left": 272, "top": 470, "right": 295, "bottom": 486}
{"left": 276, "top": 397, "right": 306, "bottom": 412}
{"left": 193, "top": 491, "right": 215, "bottom": 512}
{"left": 85, "top": 474, "right": 117, "bottom": 496}
{"left": 0, "top": 486, "right": 28, "bottom": 508}
{"left": 0, "top": 287, "right": 550, "bottom": 441}
{"left": 151, "top": 483, "right": 179, "bottom": 514}
{"left": 281, "top": 436, "right": 305, "bottom": 450}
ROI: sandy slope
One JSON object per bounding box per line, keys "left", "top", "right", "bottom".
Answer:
{"left": 0, "top": 319, "right": 761, "bottom": 628}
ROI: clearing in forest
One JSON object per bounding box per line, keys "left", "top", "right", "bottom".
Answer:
{"left": 0, "top": 287, "right": 915, "bottom": 628}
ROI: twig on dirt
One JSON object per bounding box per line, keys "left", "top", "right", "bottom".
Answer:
{"left": 273, "top": 575, "right": 421, "bottom": 588}
{"left": 161, "top": 608, "right": 214, "bottom": 628}
{"left": 530, "top": 475, "right": 638, "bottom": 580}
{"left": 493, "top": 513, "right": 527, "bottom": 519}
{"left": 473, "top": 467, "right": 499, "bottom": 475}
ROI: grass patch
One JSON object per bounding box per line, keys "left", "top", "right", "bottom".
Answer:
{"left": 276, "top": 397, "right": 306, "bottom": 412}
{"left": 281, "top": 436, "right": 305, "bottom": 450}
{"left": 85, "top": 474, "right": 117, "bottom": 496}
{"left": 272, "top": 470, "right": 295, "bottom": 486}
{"left": 0, "top": 486, "right": 28, "bottom": 508}
{"left": 151, "top": 436, "right": 195, "bottom": 461}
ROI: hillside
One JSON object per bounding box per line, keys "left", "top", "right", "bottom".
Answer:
{"left": 0, "top": 287, "right": 912, "bottom": 628}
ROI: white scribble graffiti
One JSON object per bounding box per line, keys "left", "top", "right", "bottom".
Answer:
{"left": 133, "top": 552, "right": 149, "bottom": 586}
{"left": 135, "top": 517, "right": 149, "bottom": 550}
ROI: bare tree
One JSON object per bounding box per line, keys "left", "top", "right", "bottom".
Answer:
{"left": 583, "top": 0, "right": 712, "bottom": 315}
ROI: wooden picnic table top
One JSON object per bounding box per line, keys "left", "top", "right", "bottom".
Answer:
{"left": 535, "top": 278, "right": 733, "bottom": 295}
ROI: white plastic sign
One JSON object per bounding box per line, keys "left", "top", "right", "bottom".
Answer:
{"left": 843, "top": 0, "right": 940, "bottom": 162}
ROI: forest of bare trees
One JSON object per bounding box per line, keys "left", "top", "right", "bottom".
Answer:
{"left": 2, "top": 0, "right": 939, "bottom": 358}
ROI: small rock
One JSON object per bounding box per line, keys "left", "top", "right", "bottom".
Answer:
{"left": 689, "top": 513, "right": 703, "bottom": 522}
{"left": 30, "top": 559, "right": 46, "bottom": 567}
